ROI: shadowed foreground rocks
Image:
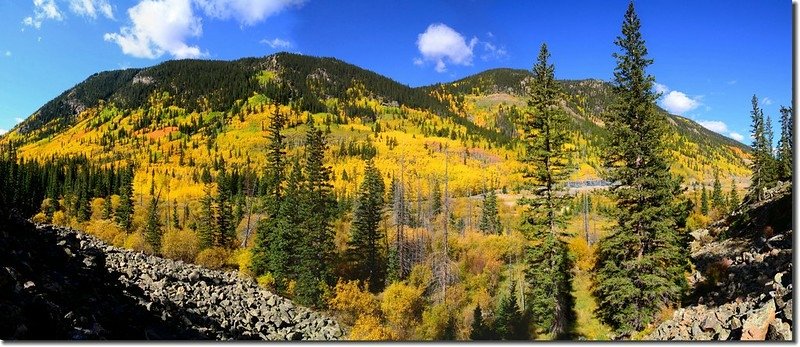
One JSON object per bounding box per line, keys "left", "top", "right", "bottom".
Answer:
{"left": 0, "top": 217, "right": 343, "bottom": 340}
{"left": 647, "top": 183, "right": 792, "bottom": 341}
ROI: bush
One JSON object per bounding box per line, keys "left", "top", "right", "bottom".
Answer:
{"left": 90, "top": 198, "right": 106, "bottom": 220}
{"left": 31, "top": 212, "right": 49, "bottom": 224}
{"left": 85, "top": 219, "right": 125, "bottom": 247}
{"left": 52, "top": 210, "right": 69, "bottom": 226}
{"left": 328, "top": 279, "right": 378, "bottom": 326}
{"left": 230, "top": 248, "right": 254, "bottom": 277}
{"left": 348, "top": 315, "right": 395, "bottom": 341}
{"left": 161, "top": 229, "right": 201, "bottom": 262}
{"left": 568, "top": 237, "right": 595, "bottom": 272}
{"left": 257, "top": 273, "right": 276, "bottom": 291}
{"left": 415, "top": 303, "right": 452, "bottom": 340}
{"left": 195, "top": 247, "right": 231, "bottom": 269}
{"left": 381, "top": 282, "right": 424, "bottom": 338}
{"left": 124, "top": 232, "right": 153, "bottom": 254}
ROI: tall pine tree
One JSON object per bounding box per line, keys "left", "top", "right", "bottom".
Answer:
{"left": 115, "top": 166, "right": 134, "bottom": 232}
{"left": 594, "top": 2, "right": 690, "bottom": 333}
{"left": 519, "top": 43, "right": 575, "bottom": 335}
{"left": 777, "top": 105, "right": 793, "bottom": 181}
{"left": 295, "top": 117, "right": 337, "bottom": 307}
{"left": 711, "top": 170, "right": 725, "bottom": 212}
{"left": 479, "top": 190, "right": 501, "bottom": 234}
{"left": 347, "top": 159, "right": 386, "bottom": 292}
{"left": 252, "top": 109, "right": 292, "bottom": 286}
{"left": 748, "top": 95, "right": 775, "bottom": 201}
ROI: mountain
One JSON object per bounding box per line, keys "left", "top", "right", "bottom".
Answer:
{"left": 1, "top": 52, "right": 749, "bottom": 198}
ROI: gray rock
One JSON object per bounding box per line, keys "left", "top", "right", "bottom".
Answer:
{"left": 767, "top": 318, "right": 792, "bottom": 340}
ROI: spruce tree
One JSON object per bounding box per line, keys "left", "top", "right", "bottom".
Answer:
{"left": 430, "top": 178, "right": 442, "bottom": 217}
{"left": 252, "top": 109, "right": 290, "bottom": 279}
{"left": 493, "top": 282, "right": 528, "bottom": 340}
{"left": 144, "top": 195, "right": 162, "bottom": 252}
{"left": 711, "top": 171, "right": 725, "bottom": 212}
{"left": 594, "top": 2, "right": 690, "bottom": 333}
{"left": 518, "top": 43, "right": 575, "bottom": 335}
{"left": 700, "top": 184, "right": 709, "bottom": 215}
{"left": 470, "top": 305, "right": 490, "bottom": 340}
{"left": 479, "top": 190, "right": 501, "bottom": 234}
{"left": 115, "top": 167, "right": 134, "bottom": 232}
{"left": 777, "top": 106, "right": 793, "bottom": 181}
{"left": 748, "top": 95, "right": 774, "bottom": 201}
{"left": 729, "top": 179, "right": 740, "bottom": 210}
{"left": 197, "top": 186, "right": 215, "bottom": 249}
{"left": 102, "top": 195, "right": 112, "bottom": 220}
{"left": 296, "top": 118, "right": 336, "bottom": 307}
{"left": 347, "top": 159, "right": 386, "bottom": 292}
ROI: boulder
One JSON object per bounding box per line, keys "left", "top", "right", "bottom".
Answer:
{"left": 741, "top": 301, "right": 776, "bottom": 340}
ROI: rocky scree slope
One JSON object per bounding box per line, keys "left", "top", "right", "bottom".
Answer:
{"left": 648, "top": 182, "right": 793, "bottom": 340}
{"left": 0, "top": 218, "right": 343, "bottom": 340}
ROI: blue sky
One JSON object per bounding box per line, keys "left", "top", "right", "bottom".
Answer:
{"left": 0, "top": 0, "right": 792, "bottom": 144}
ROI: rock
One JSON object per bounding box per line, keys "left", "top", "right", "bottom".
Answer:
{"left": 23, "top": 280, "right": 35, "bottom": 290}
{"left": 188, "top": 270, "right": 200, "bottom": 282}
{"left": 742, "top": 301, "right": 776, "bottom": 340}
{"left": 701, "top": 315, "right": 721, "bottom": 332}
{"left": 766, "top": 318, "right": 792, "bottom": 340}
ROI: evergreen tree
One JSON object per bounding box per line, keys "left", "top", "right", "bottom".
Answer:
{"left": 518, "top": 43, "right": 575, "bottom": 335}
{"left": 711, "top": 171, "right": 725, "bottom": 211}
{"left": 144, "top": 195, "right": 162, "bottom": 252}
{"left": 594, "top": 2, "right": 690, "bottom": 334}
{"left": 213, "top": 170, "right": 235, "bottom": 247}
{"left": 493, "top": 282, "right": 528, "bottom": 340}
{"left": 729, "top": 179, "right": 740, "bottom": 210}
{"left": 172, "top": 200, "right": 180, "bottom": 229}
{"left": 347, "top": 159, "right": 386, "bottom": 292}
{"left": 748, "top": 95, "right": 775, "bottom": 201}
{"left": 115, "top": 167, "right": 134, "bottom": 232}
{"left": 102, "top": 195, "right": 112, "bottom": 220}
{"left": 470, "top": 305, "right": 491, "bottom": 340}
{"left": 295, "top": 118, "right": 337, "bottom": 307}
{"left": 430, "top": 178, "right": 442, "bottom": 217}
{"left": 700, "top": 184, "right": 709, "bottom": 215}
{"left": 252, "top": 109, "right": 290, "bottom": 280}
{"left": 777, "top": 106, "right": 793, "bottom": 181}
{"left": 197, "top": 186, "right": 214, "bottom": 249}
{"left": 479, "top": 190, "right": 501, "bottom": 234}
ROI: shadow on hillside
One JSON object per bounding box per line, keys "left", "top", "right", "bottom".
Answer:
{"left": 0, "top": 216, "right": 208, "bottom": 340}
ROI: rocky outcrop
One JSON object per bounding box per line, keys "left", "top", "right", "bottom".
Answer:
{"left": 647, "top": 184, "right": 792, "bottom": 341}
{"left": 0, "top": 219, "right": 343, "bottom": 340}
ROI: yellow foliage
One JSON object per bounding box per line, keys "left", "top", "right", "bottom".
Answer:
{"left": 568, "top": 236, "right": 595, "bottom": 272}
{"left": 328, "top": 279, "right": 378, "bottom": 326}
{"left": 348, "top": 314, "right": 395, "bottom": 341}
{"left": 380, "top": 282, "right": 424, "bottom": 336}
{"left": 686, "top": 212, "right": 710, "bottom": 231}
{"left": 414, "top": 303, "right": 452, "bottom": 340}
{"left": 90, "top": 197, "right": 106, "bottom": 220}
{"left": 52, "top": 210, "right": 69, "bottom": 226}
{"left": 85, "top": 219, "right": 125, "bottom": 247}
{"left": 231, "top": 248, "right": 254, "bottom": 277}
{"left": 195, "top": 247, "right": 231, "bottom": 270}
{"left": 32, "top": 212, "right": 49, "bottom": 224}
{"left": 161, "top": 228, "right": 200, "bottom": 262}
{"left": 257, "top": 273, "right": 275, "bottom": 291}
{"left": 124, "top": 232, "right": 153, "bottom": 254}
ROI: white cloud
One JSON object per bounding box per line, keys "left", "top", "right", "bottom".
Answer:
{"left": 14, "top": 118, "right": 24, "bottom": 124}
{"left": 660, "top": 90, "right": 701, "bottom": 115}
{"left": 4, "top": 51, "right": 11, "bottom": 57}
{"left": 727, "top": 80, "right": 737, "bottom": 85}
{"left": 416, "top": 23, "right": 477, "bottom": 73}
{"left": 23, "top": 0, "right": 64, "bottom": 29}
{"left": 653, "top": 82, "right": 670, "bottom": 95}
{"left": 104, "top": 0, "right": 204, "bottom": 59}
{"left": 195, "top": 0, "right": 305, "bottom": 26}
{"left": 481, "top": 42, "right": 507, "bottom": 61}
{"left": 0, "top": 129, "right": 7, "bottom": 136}
{"left": 729, "top": 132, "right": 744, "bottom": 142}
{"left": 698, "top": 120, "right": 728, "bottom": 134}
{"left": 761, "top": 97, "right": 773, "bottom": 105}
{"left": 260, "top": 37, "right": 292, "bottom": 49}
{"left": 69, "top": 0, "right": 114, "bottom": 19}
